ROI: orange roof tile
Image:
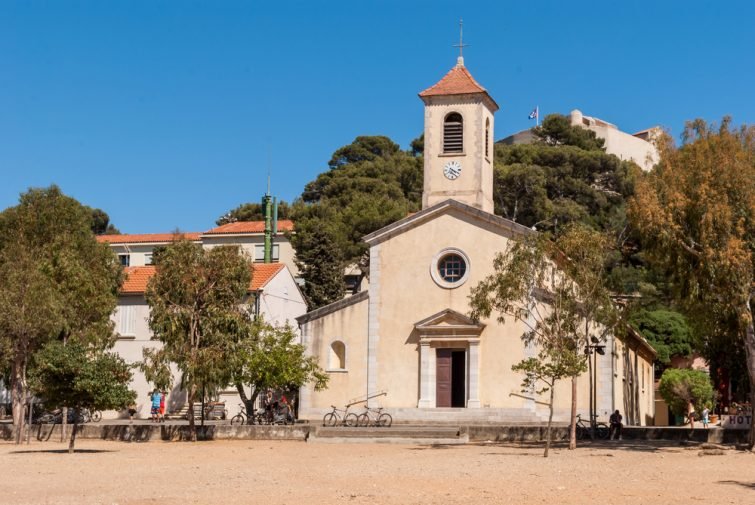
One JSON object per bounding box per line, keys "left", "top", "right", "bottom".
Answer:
{"left": 204, "top": 220, "right": 294, "bottom": 235}
{"left": 121, "top": 266, "right": 157, "bottom": 294}
{"left": 420, "top": 63, "right": 485, "bottom": 95}
{"left": 119, "top": 263, "right": 285, "bottom": 294}
{"left": 97, "top": 232, "right": 201, "bottom": 244}
{"left": 250, "top": 263, "right": 286, "bottom": 290}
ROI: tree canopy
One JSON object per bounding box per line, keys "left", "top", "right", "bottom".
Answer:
{"left": 232, "top": 320, "right": 328, "bottom": 418}
{"left": 628, "top": 309, "right": 695, "bottom": 366}
{"left": 658, "top": 368, "right": 715, "bottom": 419}
{"left": 532, "top": 113, "right": 606, "bottom": 151}
{"left": 469, "top": 224, "right": 616, "bottom": 451}
{"left": 0, "top": 186, "right": 123, "bottom": 443}
{"left": 143, "top": 239, "right": 252, "bottom": 439}
{"left": 31, "top": 340, "right": 136, "bottom": 453}
{"left": 628, "top": 117, "right": 755, "bottom": 448}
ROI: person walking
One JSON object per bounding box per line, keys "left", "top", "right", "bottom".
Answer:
{"left": 609, "top": 410, "right": 623, "bottom": 440}
{"left": 150, "top": 390, "right": 161, "bottom": 423}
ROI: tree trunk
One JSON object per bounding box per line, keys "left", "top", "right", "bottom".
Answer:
{"left": 68, "top": 412, "right": 78, "bottom": 454}
{"left": 745, "top": 296, "right": 755, "bottom": 451}
{"left": 544, "top": 386, "right": 555, "bottom": 458}
{"left": 235, "top": 383, "right": 251, "bottom": 424}
{"left": 60, "top": 407, "right": 68, "bottom": 442}
{"left": 11, "top": 357, "right": 27, "bottom": 445}
{"left": 188, "top": 384, "right": 197, "bottom": 442}
{"left": 569, "top": 376, "right": 577, "bottom": 450}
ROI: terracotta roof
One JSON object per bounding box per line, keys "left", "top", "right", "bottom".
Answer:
{"left": 97, "top": 233, "right": 201, "bottom": 244}
{"left": 121, "top": 266, "right": 157, "bottom": 294}
{"left": 119, "top": 263, "right": 285, "bottom": 294}
{"left": 419, "top": 63, "right": 498, "bottom": 111}
{"left": 250, "top": 263, "right": 286, "bottom": 290}
{"left": 203, "top": 220, "right": 295, "bottom": 235}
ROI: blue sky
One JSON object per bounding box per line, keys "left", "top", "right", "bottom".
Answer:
{"left": 2, "top": 1, "right": 754, "bottom": 233}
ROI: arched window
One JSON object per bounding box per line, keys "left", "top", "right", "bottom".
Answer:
{"left": 443, "top": 113, "right": 463, "bottom": 153}
{"left": 330, "top": 340, "right": 346, "bottom": 370}
{"left": 485, "top": 118, "right": 490, "bottom": 158}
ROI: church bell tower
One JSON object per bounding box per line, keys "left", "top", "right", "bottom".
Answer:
{"left": 418, "top": 55, "right": 499, "bottom": 213}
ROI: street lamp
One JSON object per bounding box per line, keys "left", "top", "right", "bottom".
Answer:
{"left": 585, "top": 336, "right": 606, "bottom": 439}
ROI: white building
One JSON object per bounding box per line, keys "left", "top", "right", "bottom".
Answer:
{"left": 100, "top": 221, "right": 307, "bottom": 420}
{"left": 499, "top": 109, "right": 661, "bottom": 171}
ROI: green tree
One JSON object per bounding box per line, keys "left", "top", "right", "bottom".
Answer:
{"left": 294, "top": 225, "right": 345, "bottom": 309}
{"left": 512, "top": 347, "right": 587, "bottom": 457}
{"left": 628, "top": 117, "right": 755, "bottom": 448}
{"left": 232, "top": 321, "right": 328, "bottom": 420}
{"left": 216, "top": 200, "right": 292, "bottom": 226}
{"left": 87, "top": 206, "right": 120, "bottom": 235}
{"left": 470, "top": 224, "right": 615, "bottom": 452}
{"left": 295, "top": 135, "right": 422, "bottom": 261}
{"left": 143, "top": 240, "right": 252, "bottom": 440}
{"left": 658, "top": 368, "right": 715, "bottom": 427}
{"left": 493, "top": 141, "right": 637, "bottom": 233}
{"left": 532, "top": 113, "right": 606, "bottom": 151}
{"left": 30, "top": 340, "right": 136, "bottom": 453}
{"left": 0, "top": 186, "right": 123, "bottom": 444}
{"left": 628, "top": 309, "right": 694, "bottom": 366}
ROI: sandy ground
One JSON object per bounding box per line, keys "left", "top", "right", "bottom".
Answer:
{"left": 2, "top": 438, "right": 754, "bottom": 505}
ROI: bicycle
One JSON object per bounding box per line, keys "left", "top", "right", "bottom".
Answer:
{"left": 322, "top": 405, "right": 358, "bottom": 427}
{"left": 356, "top": 406, "right": 392, "bottom": 428}
{"left": 230, "top": 403, "right": 251, "bottom": 425}
{"left": 575, "top": 413, "right": 609, "bottom": 440}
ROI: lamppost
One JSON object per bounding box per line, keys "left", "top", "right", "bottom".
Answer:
{"left": 585, "top": 336, "right": 606, "bottom": 439}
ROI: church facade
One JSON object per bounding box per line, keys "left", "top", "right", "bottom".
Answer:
{"left": 297, "top": 57, "right": 656, "bottom": 425}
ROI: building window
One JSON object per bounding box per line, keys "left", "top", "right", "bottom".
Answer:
{"left": 485, "top": 118, "right": 490, "bottom": 158}
{"left": 118, "top": 305, "right": 136, "bottom": 337}
{"left": 118, "top": 254, "right": 130, "bottom": 267}
{"left": 329, "top": 340, "right": 346, "bottom": 370}
{"left": 443, "top": 113, "right": 463, "bottom": 153}
{"left": 144, "top": 253, "right": 153, "bottom": 265}
{"left": 439, "top": 254, "right": 466, "bottom": 283}
{"left": 430, "top": 248, "right": 471, "bottom": 289}
{"left": 254, "top": 244, "right": 280, "bottom": 262}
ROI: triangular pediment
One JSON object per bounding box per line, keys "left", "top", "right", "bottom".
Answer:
{"left": 414, "top": 309, "right": 485, "bottom": 341}
{"left": 363, "top": 199, "right": 533, "bottom": 247}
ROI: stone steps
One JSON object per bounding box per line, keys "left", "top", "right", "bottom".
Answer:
{"left": 308, "top": 425, "right": 468, "bottom": 444}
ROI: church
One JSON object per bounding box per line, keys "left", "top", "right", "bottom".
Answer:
{"left": 297, "top": 55, "right": 657, "bottom": 425}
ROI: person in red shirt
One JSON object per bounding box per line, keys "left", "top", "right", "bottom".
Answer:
{"left": 159, "top": 391, "right": 167, "bottom": 423}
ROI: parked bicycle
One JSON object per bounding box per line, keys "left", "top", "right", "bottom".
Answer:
{"left": 575, "top": 413, "right": 609, "bottom": 440}
{"left": 356, "top": 406, "right": 392, "bottom": 428}
{"left": 322, "top": 405, "right": 358, "bottom": 427}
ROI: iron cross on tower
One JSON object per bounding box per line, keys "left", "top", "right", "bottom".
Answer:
{"left": 453, "top": 18, "right": 468, "bottom": 65}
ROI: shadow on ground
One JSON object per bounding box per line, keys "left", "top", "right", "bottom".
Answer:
{"left": 9, "top": 449, "right": 115, "bottom": 454}
{"left": 718, "top": 480, "right": 755, "bottom": 490}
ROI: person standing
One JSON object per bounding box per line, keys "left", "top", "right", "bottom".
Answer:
{"left": 701, "top": 407, "right": 710, "bottom": 428}
{"left": 609, "top": 410, "right": 623, "bottom": 440}
{"left": 150, "top": 390, "right": 161, "bottom": 423}
{"left": 159, "top": 391, "right": 167, "bottom": 423}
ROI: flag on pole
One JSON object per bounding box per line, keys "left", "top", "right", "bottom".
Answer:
{"left": 528, "top": 106, "right": 539, "bottom": 120}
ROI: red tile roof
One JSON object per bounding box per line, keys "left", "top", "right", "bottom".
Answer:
{"left": 419, "top": 62, "right": 499, "bottom": 111}
{"left": 120, "top": 263, "right": 285, "bottom": 294}
{"left": 250, "top": 263, "right": 286, "bottom": 290}
{"left": 98, "top": 232, "right": 201, "bottom": 244}
{"left": 204, "top": 220, "right": 294, "bottom": 235}
{"left": 121, "top": 266, "right": 157, "bottom": 294}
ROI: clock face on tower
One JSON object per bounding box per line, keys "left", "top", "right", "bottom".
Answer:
{"left": 443, "top": 160, "right": 462, "bottom": 180}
